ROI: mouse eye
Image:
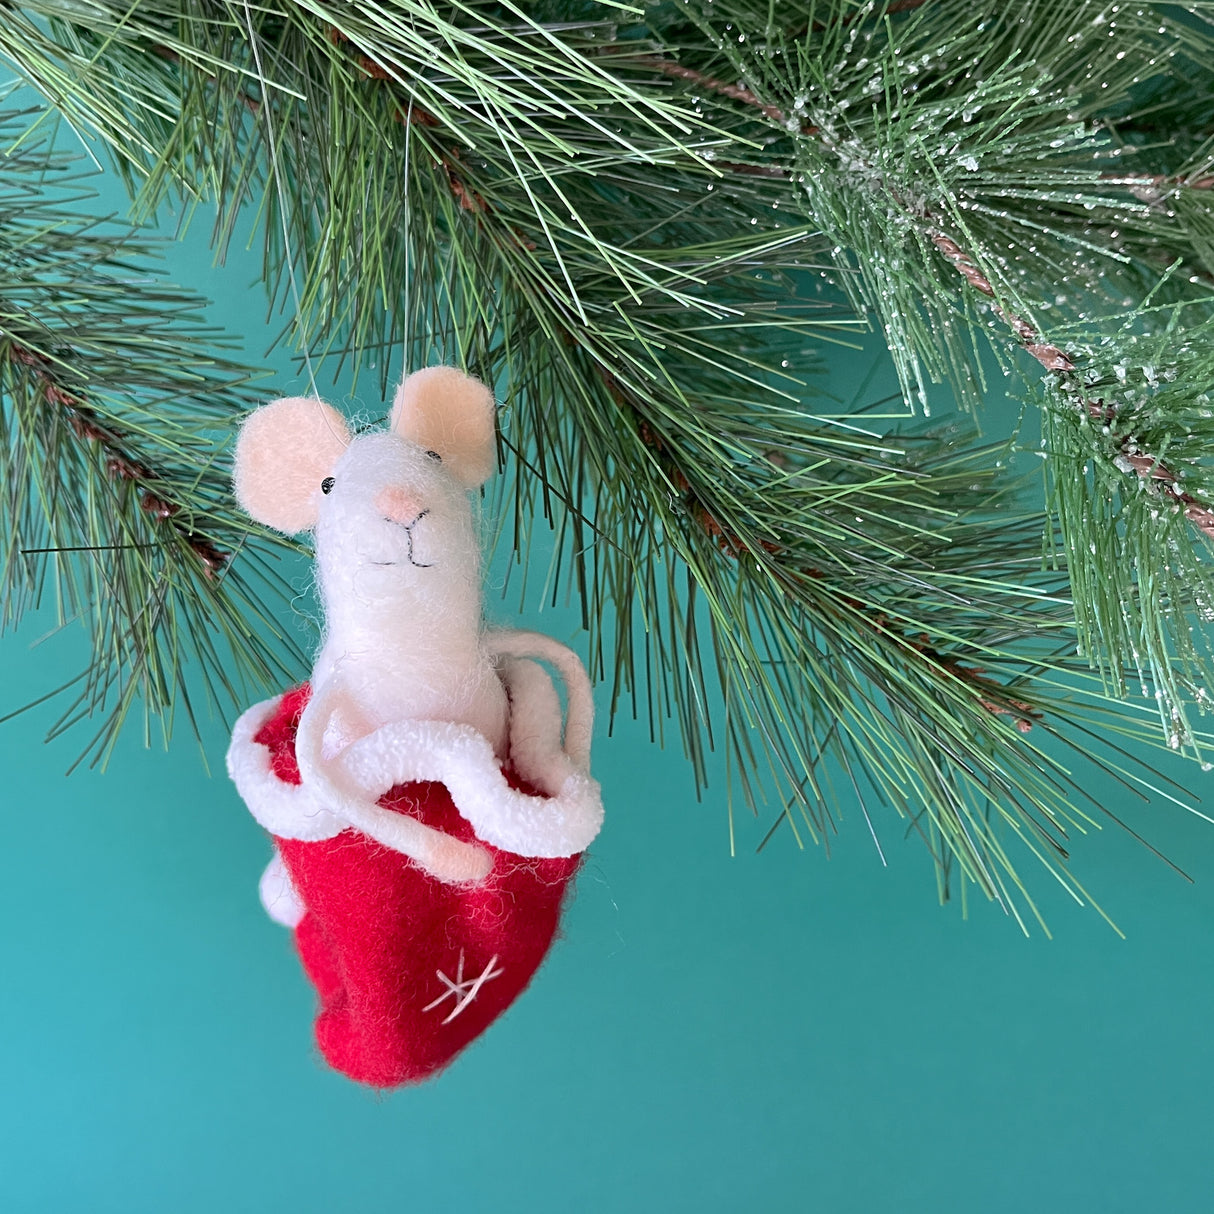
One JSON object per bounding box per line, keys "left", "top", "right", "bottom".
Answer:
{"left": 425, "top": 450, "right": 442, "bottom": 463}
{"left": 321, "top": 477, "right": 335, "bottom": 494}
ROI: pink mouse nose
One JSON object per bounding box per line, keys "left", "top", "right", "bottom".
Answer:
{"left": 374, "top": 486, "right": 424, "bottom": 524}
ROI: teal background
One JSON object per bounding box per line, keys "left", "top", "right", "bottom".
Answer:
{"left": 2, "top": 123, "right": 1214, "bottom": 1214}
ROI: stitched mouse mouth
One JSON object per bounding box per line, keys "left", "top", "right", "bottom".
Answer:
{"left": 372, "top": 508, "right": 433, "bottom": 568}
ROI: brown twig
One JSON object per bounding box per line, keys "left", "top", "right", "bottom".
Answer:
{"left": 806, "top": 572, "right": 1042, "bottom": 731}
{"left": 918, "top": 640, "right": 1040, "bottom": 734}
{"left": 325, "top": 25, "right": 445, "bottom": 128}
{"left": 633, "top": 57, "right": 789, "bottom": 125}
{"left": 320, "top": 28, "right": 536, "bottom": 246}
{"left": 926, "top": 232, "right": 1214, "bottom": 539}
{"left": 7, "top": 343, "right": 229, "bottom": 577}
{"left": 597, "top": 354, "right": 1040, "bottom": 728}
{"left": 634, "top": 54, "right": 1214, "bottom": 541}
{"left": 927, "top": 233, "right": 1077, "bottom": 371}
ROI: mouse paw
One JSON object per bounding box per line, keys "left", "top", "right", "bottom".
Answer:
{"left": 422, "top": 835, "right": 493, "bottom": 885}
{"left": 259, "top": 849, "right": 306, "bottom": 927}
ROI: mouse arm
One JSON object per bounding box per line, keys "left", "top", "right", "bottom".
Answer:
{"left": 288, "top": 638, "right": 602, "bottom": 867}
{"left": 295, "top": 681, "right": 493, "bottom": 884}
{"left": 486, "top": 630, "right": 594, "bottom": 773}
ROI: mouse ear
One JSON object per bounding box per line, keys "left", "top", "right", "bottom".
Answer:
{"left": 233, "top": 396, "right": 351, "bottom": 533}
{"left": 390, "top": 366, "right": 496, "bottom": 488}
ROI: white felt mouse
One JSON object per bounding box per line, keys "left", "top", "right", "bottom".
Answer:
{"left": 226, "top": 367, "right": 602, "bottom": 899}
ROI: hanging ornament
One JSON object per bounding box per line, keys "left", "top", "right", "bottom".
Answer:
{"left": 226, "top": 367, "right": 603, "bottom": 1086}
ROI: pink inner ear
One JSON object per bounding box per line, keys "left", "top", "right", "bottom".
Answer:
{"left": 234, "top": 396, "right": 351, "bottom": 533}
{"left": 390, "top": 367, "right": 496, "bottom": 488}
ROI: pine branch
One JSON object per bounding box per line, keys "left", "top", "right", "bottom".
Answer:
{"left": 642, "top": 0, "right": 1214, "bottom": 744}
{"left": 595, "top": 354, "right": 1044, "bottom": 734}
{"left": 1, "top": 3, "right": 1213, "bottom": 922}
{"left": 7, "top": 341, "right": 232, "bottom": 573}
{"left": 630, "top": 5, "right": 1214, "bottom": 729}
{"left": 0, "top": 106, "right": 304, "bottom": 764}
{"left": 925, "top": 233, "right": 1214, "bottom": 537}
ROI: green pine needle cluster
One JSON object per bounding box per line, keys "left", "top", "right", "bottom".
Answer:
{"left": 0, "top": 107, "right": 303, "bottom": 766}
{"left": 1, "top": 0, "right": 1213, "bottom": 924}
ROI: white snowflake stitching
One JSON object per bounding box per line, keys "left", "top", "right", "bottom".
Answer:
{"left": 422, "top": 949, "right": 505, "bottom": 1024}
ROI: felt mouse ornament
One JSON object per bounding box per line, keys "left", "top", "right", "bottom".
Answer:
{"left": 226, "top": 366, "right": 603, "bottom": 1087}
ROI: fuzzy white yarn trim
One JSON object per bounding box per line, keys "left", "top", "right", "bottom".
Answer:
{"left": 331, "top": 715, "right": 603, "bottom": 858}
{"left": 227, "top": 697, "right": 345, "bottom": 841}
{"left": 226, "top": 662, "right": 604, "bottom": 860}
{"left": 259, "top": 850, "right": 306, "bottom": 927}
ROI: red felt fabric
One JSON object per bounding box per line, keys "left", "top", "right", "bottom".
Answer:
{"left": 253, "top": 685, "right": 581, "bottom": 1087}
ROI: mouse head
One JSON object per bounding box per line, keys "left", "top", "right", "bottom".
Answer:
{"left": 234, "top": 367, "right": 496, "bottom": 620}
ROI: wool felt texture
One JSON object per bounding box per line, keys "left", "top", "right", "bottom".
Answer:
{"left": 234, "top": 373, "right": 515, "bottom": 849}
{"left": 308, "top": 426, "right": 511, "bottom": 770}
{"left": 229, "top": 650, "right": 603, "bottom": 860}
{"left": 227, "top": 366, "right": 604, "bottom": 1085}
{"left": 391, "top": 365, "right": 497, "bottom": 488}
{"left": 251, "top": 685, "right": 581, "bottom": 1088}
{"left": 233, "top": 396, "right": 351, "bottom": 534}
